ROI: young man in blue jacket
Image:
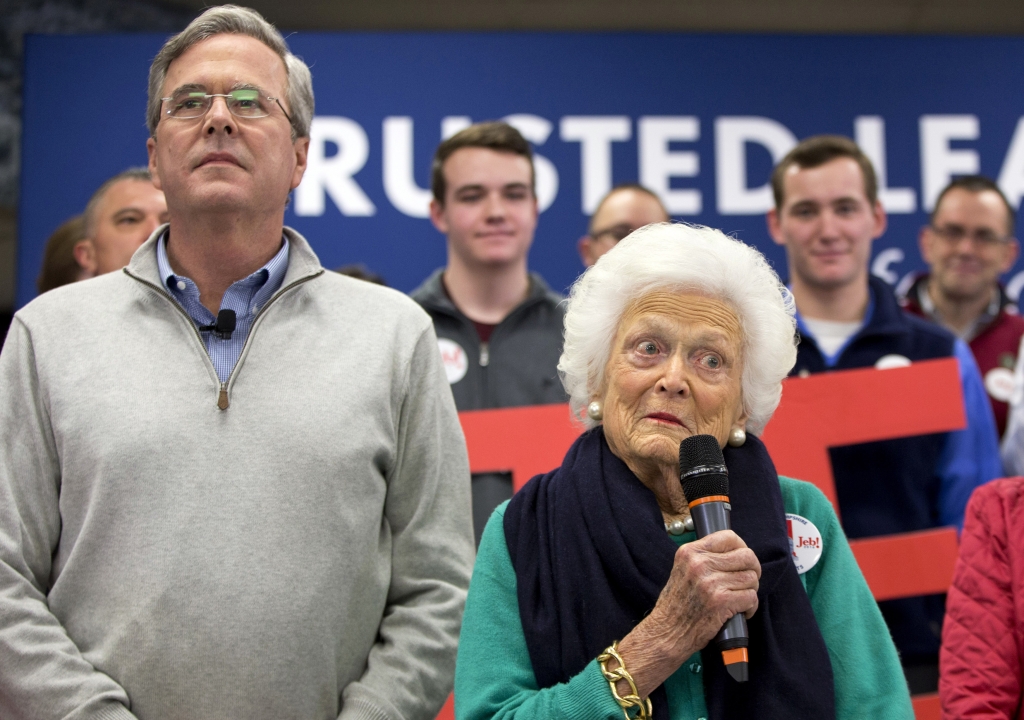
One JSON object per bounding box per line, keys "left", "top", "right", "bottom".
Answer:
{"left": 766, "top": 134, "right": 1000, "bottom": 695}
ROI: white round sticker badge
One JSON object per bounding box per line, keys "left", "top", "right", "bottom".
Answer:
{"left": 874, "top": 354, "right": 912, "bottom": 370}
{"left": 984, "top": 367, "right": 1015, "bottom": 403}
{"left": 786, "top": 513, "right": 823, "bottom": 575}
{"left": 437, "top": 338, "right": 468, "bottom": 385}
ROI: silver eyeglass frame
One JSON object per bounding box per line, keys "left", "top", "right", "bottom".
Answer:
{"left": 159, "top": 91, "right": 293, "bottom": 124}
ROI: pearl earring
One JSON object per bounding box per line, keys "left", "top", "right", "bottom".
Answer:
{"left": 728, "top": 427, "right": 746, "bottom": 447}
{"left": 587, "top": 401, "right": 603, "bottom": 421}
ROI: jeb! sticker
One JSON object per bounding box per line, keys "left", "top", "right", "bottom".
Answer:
{"left": 786, "top": 513, "right": 823, "bottom": 575}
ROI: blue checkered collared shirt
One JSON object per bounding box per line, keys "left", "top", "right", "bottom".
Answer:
{"left": 157, "top": 232, "right": 290, "bottom": 382}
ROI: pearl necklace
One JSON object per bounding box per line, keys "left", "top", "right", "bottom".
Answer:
{"left": 664, "top": 517, "right": 695, "bottom": 535}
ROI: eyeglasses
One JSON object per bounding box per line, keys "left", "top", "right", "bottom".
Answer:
{"left": 160, "top": 88, "right": 292, "bottom": 124}
{"left": 930, "top": 224, "right": 1009, "bottom": 248}
{"left": 591, "top": 223, "right": 637, "bottom": 244}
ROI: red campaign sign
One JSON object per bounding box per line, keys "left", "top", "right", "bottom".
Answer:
{"left": 453, "top": 357, "right": 968, "bottom": 719}
{"left": 459, "top": 357, "right": 965, "bottom": 514}
{"left": 459, "top": 360, "right": 965, "bottom": 594}
{"left": 760, "top": 357, "right": 966, "bottom": 511}
{"left": 458, "top": 403, "right": 582, "bottom": 492}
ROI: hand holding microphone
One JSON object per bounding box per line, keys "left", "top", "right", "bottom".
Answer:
{"left": 678, "top": 434, "right": 755, "bottom": 682}
{"left": 613, "top": 434, "right": 759, "bottom": 697}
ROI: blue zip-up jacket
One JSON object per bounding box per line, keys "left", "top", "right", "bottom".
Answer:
{"left": 792, "top": 275, "right": 1001, "bottom": 663}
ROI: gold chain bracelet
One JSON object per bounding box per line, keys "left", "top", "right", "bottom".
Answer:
{"left": 597, "top": 641, "right": 653, "bottom": 720}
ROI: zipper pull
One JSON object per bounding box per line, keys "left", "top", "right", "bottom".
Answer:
{"left": 218, "top": 383, "right": 229, "bottom": 410}
{"left": 479, "top": 341, "right": 490, "bottom": 367}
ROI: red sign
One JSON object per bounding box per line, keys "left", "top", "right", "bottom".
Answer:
{"left": 459, "top": 403, "right": 582, "bottom": 492}
{"left": 761, "top": 357, "right": 966, "bottom": 511}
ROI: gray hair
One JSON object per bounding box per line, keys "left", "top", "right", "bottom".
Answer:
{"left": 558, "top": 223, "right": 798, "bottom": 435}
{"left": 84, "top": 167, "right": 153, "bottom": 238}
{"left": 146, "top": 5, "right": 314, "bottom": 140}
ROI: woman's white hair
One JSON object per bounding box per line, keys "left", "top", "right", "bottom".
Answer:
{"left": 558, "top": 222, "right": 797, "bottom": 435}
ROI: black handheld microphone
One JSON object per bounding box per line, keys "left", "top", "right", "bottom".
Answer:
{"left": 679, "top": 434, "right": 749, "bottom": 683}
{"left": 199, "top": 309, "right": 236, "bottom": 339}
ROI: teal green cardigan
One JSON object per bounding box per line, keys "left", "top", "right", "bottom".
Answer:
{"left": 454, "top": 477, "right": 914, "bottom": 720}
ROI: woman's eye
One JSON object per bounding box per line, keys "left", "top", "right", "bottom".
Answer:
{"left": 638, "top": 341, "right": 658, "bottom": 355}
{"left": 700, "top": 354, "right": 722, "bottom": 369}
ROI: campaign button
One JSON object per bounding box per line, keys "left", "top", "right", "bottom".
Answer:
{"left": 786, "top": 513, "right": 823, "bottom": 575}
{"left": 985, "top": 366, "right": 1015, "bottom": 402}
{"left": 437, "top": 338, "right": 468, "bottom": 384}
{"left": 875, "top": 354, "right": 911, "bottom": 370}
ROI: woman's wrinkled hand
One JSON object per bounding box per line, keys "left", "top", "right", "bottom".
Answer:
{"left": 655, "top": 530, "right": 761, "bottom": 638}
{"left": 613, "top": 531, "right": 760, "bottom": 698}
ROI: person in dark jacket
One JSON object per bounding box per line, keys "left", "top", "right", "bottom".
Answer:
{"left": 411, "top": 121, "right": 566, "bottom": 543}
{"left": 901, "top": 175, "right": 1023, "bottom": 443}
{"left": 766, "top": 134, "right": 1001, "bottom": 694}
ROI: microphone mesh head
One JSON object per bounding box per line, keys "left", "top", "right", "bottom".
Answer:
{"left": 679, "top": 435, "right": 729, "bottom": 502}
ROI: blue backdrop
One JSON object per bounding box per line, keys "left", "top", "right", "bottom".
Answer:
{"left": 17, "top": 32, "right": 1024, "bottom": 307}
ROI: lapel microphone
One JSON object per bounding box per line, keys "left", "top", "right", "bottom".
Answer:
{"left": 199, "top": 309, "right": 236, "bottom": 340}
{"left": 679, "top": 434, "right": 750, "bottom": 683}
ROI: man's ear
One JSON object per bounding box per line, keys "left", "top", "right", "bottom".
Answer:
{"left": 290, "top": 136, "right": 310, "bottom": 190}
{"left": 74, "top": 239, "right": 98, "bottom": 277}
{"left": 429, "top": 198, "right": 448, "bottom": 235}
{"left": 1001, "top": 238, "right": 1020, "bottom": 274}
{"left": 872, "top": 200, "right": 888, "bottom": 239}
{"left": 766, "top": 207, "right": 785, "bottom": 246}
{"left": 578, "top": 236, "right": 596, "bottom": 267}
{"left": 918, "top": 225, "right": 935, "bottom": 265}
{"left": 146, "top": 137, "right": 162, "bottom": 191}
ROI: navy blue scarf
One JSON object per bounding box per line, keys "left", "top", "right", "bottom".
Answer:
{"left": 503, "top": 427, "right": 834, "bottom": 719}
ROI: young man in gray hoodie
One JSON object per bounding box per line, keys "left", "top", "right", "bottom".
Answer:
{"left": 411, "top": 121, "right": 566, "bottom": 543}
{"left": 0, "top": 7, "right": 473, "bottom": 720}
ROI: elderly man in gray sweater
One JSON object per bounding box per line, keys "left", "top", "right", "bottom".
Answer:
{"left": 0, "top": 7, "right": 474, "bottom": 720}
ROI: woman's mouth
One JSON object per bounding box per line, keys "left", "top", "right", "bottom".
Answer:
{"left": 645, "top": 412, "right": 683, "bottom": 426}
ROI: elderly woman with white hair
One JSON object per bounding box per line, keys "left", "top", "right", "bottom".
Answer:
{"left": 454, "top": 224, "right": 912, "bottom": 720}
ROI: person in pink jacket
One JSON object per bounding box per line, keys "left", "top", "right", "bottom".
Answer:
{"left": 941, "top": 477, "right": 1024, "bottom": 718}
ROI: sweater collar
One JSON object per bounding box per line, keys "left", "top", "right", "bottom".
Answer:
{"left": 125, "top": 224, "right": 324, "bottom": 292}
{"left": 412, "top": 267, "right": 559, "bottom": 318}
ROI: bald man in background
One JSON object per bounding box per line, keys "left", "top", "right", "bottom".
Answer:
{"left": 577, "top": 183, "right": 669, "bottom": 267}
{"left": 73, "top": 168, "right": 168, "bottom": 278}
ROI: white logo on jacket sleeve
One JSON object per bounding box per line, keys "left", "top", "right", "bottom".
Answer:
{"left": 786, "top": 514, "right": 823, "bottom": 574}
{"left": 984, "top": 367, "right": 1015, "bottom": 402}
{"left": 437, "top": 338, "right": 468, "bottom": 384}
{"left": 875, "top": 354, "right": 912, "bottom": 370}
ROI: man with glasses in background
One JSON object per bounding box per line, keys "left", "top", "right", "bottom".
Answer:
{"left": 901, "top": 176, "right": 1024, "bottom": 443}
{"left": 577, "top": 183, "right": 669, "bottom": 267}
{"left": 0, "top": 6, "right": 473, "bottom": 720}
